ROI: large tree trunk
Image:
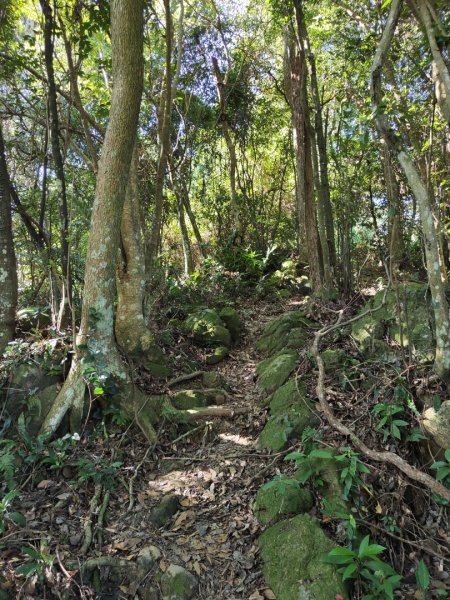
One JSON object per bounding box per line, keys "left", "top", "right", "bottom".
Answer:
{"left": 40, "top": 0, "right": 151, "bottom": 438}
{"left": 289, "top": 3, "right": 324, "bottom": 291}
{"left": 116, "top": 146, "right": 157, "bottom": 359}
{"left": 371, "top": 0, "right": 450, "bottom": 381}
{"left": 39, "top": 0, "right": 71, "bottom": 328}
{"left": 0, "top": 123, "right": 18, "bottom": 353}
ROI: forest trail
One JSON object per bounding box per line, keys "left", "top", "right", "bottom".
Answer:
{"left": 2, "top": 298, "right": 302, "bottom": 599}
{"left": 118, "top": 298, "right": 294, "bottom": 599}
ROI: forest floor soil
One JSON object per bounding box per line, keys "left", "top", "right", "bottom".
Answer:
{"left": 2, "top": 297, "right": 299, "bottom": 599}
{"left": 2, "top": 294, "right": 449, "bottom": 599}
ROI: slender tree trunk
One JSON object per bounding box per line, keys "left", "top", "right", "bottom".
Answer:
{"left": 41, "top": 0, "right": 150, "bottom": 437}
{"left": 212, "top": 56, "right": 241, "bottom": 241}
{"left": 182, "top": 192, "right": 207, "bottom": 258}
{"left": 147, "top": 0, "right": 184, "bottom": 267}
{"left": 0, "top": 123, "right": 18, "bottom": 352}
{"left": 371, "top": 0, "right": 450, "bottom": 381}
{"left": 380, "top": 141, "right": 404, "bottom": 276}
{"left": 409, "top": 0, "right": 450, "bottom": 125}
{"left": 39, "top": 0, "right": 71, "bottom": 327}
{"left": 303, "top": 29, "right": 336, "bottom": 272}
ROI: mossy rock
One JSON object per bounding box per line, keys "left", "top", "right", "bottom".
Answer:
{"left": 257, "top": 311, "right": 314, "bottom": 357}
{"left": 171, "top": 390, "right": 208, "bottom": 410}
{"left": 161, "top": 564, "right": 198, "bottom": 600}
{"left": 201, "top": 371, "right": 227, "bottom": 389}
{"left": 218, "top": 307, "right": 243, "bottom": 342}
{"left": 320, "top": 349, "right": 347, "bottom": 370}
{"left": 150, "top": 495, "right": 180, "bottom": 527}
{"left": 205, "top": 345, "right": 229, "bottom": 365}
{"left": 141, "top": 345, "right": 171, "bottom": 378}
{"left": 259, "top": 514, "right": 348, "bottom": 600}
{"left": 352, "top": 283, "right": 435, "bottom": 362}
{"left": 258, "top": 379, "right": 318, "bottom": 451}
{"left": 269, "top": 379, "right": 306, "bottom": 414}
{"left": 256, "top": 351, "right": 298, "bottom": 395}
{"left": 253, "top": 476, "right": 313, "bottom": 524}
{"left": 258, "top": 406, "right": 318, "bottom": 451}
{"left": 295, "top": 454, "right": 347, "bottom": 513}
{"left": 184, "top": 309, "right": 231, "bottom": 348}
{"left": 27, "top": 383, "right": 61, "bottom": 436}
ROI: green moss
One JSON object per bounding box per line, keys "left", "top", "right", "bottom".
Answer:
{"left": 201, "top": 371, "right": 227, "bottom": 389}
{"left": 205, "top": 345, "right": 229, "bottom": 365}
{"left": 253, "top": 476, "right": 313, "bottom": 524}
{"left": 172, "top": 390, "right": 208, "bottom": 410}
{"left": 257, "top": 311, "right": 314, "bottom": 356}
{"left": 352, "top": 283, "right": 435, "bottom": 362}
{"left": 259, "top": 514, "right": 348, "bottom": 600}
{"left": 320, "top": 349, "right": 346, "bottom": 370}
{"left": 218, "top": 307, "right": 243, "bottom": 342}
{"left": 257, "top": 351, "right": 298, "bottom": 395}
{"left": 184, "top": 309, "right": 231, "bottom": 347}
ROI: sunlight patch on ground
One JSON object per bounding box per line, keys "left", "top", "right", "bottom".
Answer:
{"left": 218, "top": 432, "right": 253, "bottom": 446}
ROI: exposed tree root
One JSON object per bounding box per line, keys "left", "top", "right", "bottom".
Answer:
{"left": 80, "top": 483, "right": 102, "bottom": 555}
{"left": 182, "top": 406, "right": 251, "bottom": 420}
{"left": 311, "top": 311, "right": 450, "bottom": 502}
{"left": 167, "top": 370, "right": 204, "bottom": 387}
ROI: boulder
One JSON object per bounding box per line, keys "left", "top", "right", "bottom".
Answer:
{"left": 256, "top": 351, "right": 298, "bottom": 395}
{"left": 161, "top": 564, "right": 198, "bottom": 600}
{"left": 422, "top": 400, "right": 450, "bottom": 450}
{"left": 205, "top": 345, "right": 229, "bottom": 365}
{"left": 137, "top": 545, "right": 162, "bottom": 574}
{"left": 259, "top": 514, "right": 348, "bottom": 600}
{"left": 201, "top": 371, "right": 227, "bottom": 389}
{"left": 4, "top": 362, "right": 60, "bottom": 421}
{"left": 218, "top": 307, "right": 243, "bottom": 342}
{"left": 320, "top": 349, "right": 347, "bottom": 370}
{"left": 258, "top": 380, "right": 319, "bottom": 451}
{"left": 257, "top": 311, "right": 314, "bottom": 357}
{"left": 172, "top": 390, "right": 208, "bottom": 410}
{"left": 27, "top": 383, "right": 61, "bottom": 436}
{"left": 184, "top": 309, "right": 231, "bottom": 348}
{"left": 150, "top": 495, "right": 180, "bottom": 527}
{"left": 253, "top": 476, "right": 313, "bottom": 524}
{"left": 352, "top": 283, "right": 435, "bottom": 363}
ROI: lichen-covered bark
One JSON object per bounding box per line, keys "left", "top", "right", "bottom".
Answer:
{"left": 0, "top": 123, "right": 17, "bottom": 353}
{"left": 41, "top": 0, "right": 147, "bottom": 436}
{"left": 116, "top": 146, "right": 156, "bottom": 356}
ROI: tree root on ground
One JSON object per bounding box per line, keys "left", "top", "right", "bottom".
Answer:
{"left": 311, "top": 310, "right": 450, "bottom": 502}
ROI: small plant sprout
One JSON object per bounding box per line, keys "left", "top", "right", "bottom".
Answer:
{"left": 372, "top": 403, "right": 408, "bottom": 442}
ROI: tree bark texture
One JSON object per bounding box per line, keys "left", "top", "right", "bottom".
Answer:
{"left": 41, "top": 0, "right": 145, "bottom": 436}
{"left": 0, "top": 123, "right": 18, "bottom": 353}
{"left": 371, "top": 0, "right": 450, "bottom": 381}
{"left": 39, "top": 0, "right": 71, "bottom": 325}
{"left": 116, "top": 145, "right": 156, "bottom": 357}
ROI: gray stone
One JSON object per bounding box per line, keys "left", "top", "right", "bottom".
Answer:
{"left": 161, "top": 564, "right": 198, "bottom": 600}
{"left": 137, "top": 545, "right": 162, "bottom": 573}
{"left": 184, "top": 309, "right": 231, "bottom": 348}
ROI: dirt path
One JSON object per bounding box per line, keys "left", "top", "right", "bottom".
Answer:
{"left": 1, "top": 298, "right": 299, "bottom": 599}
{"left": 116, "top": 300, "right": 289, "bottom": 599}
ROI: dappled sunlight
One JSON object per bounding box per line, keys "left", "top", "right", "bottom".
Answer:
{"left": 218, "top": 432, "right": 253, "bottom": 446}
